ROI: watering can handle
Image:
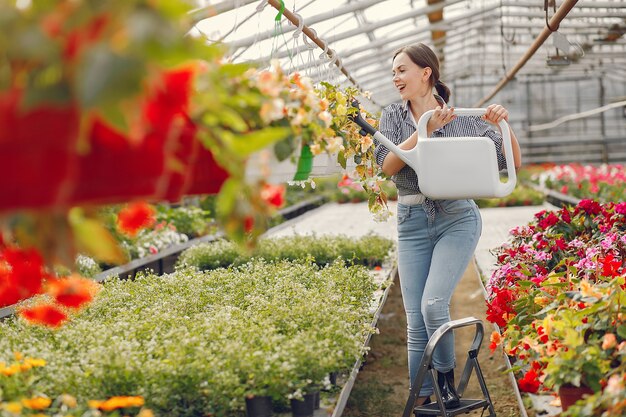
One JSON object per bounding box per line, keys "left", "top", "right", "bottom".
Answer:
{"left": 417, "top": 108, "right": 517, "bottom": 195}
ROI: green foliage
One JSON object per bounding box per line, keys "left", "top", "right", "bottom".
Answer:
{"left": 474, "top": 183, "right": 544, "bottom": 208}
{"left": 176, "top": 234, "right": 395, "bottom": 271}
{"left": 0, "top": 260, "right": 380, "bottom": 416}
{"left": 155, "top": 204, "right": 214, "bottom": 237}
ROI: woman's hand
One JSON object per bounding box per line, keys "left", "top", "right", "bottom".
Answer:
{"left": 427, "top": 104, "right": 456, "bottom": 133}
{"left": 482, "top": 104, "right": 508, "bottom": 123}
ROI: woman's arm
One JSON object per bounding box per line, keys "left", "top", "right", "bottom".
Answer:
{"left": 380, "top": 105, "right": 457, "bottom": 176}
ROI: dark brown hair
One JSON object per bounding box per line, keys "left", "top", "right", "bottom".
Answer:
{"left": 393, "top": 43, "right": 451, "bottom": 103}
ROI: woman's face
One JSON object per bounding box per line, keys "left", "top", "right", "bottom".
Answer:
{"left": 392, "top": 52, "right": 430, "bottom": 101}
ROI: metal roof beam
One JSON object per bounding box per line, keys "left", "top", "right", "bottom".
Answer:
{"left": 227, "top": 0, "right": 390, "bottom": 49}
{"left": 189, "top": 0, "right": 260, "bottom": 23}
{"left": 280, "top": 7, "right": 497, "bottom": 73}
{"left": 246, "top": 0, "right": 474, "bottom": 62}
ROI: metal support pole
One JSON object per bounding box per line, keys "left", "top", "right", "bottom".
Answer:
{"left": 474, "top": 0, "right": 579, "bottom": 107}
{"left": 599, "top": 77, "right": 609, "bottom": 163}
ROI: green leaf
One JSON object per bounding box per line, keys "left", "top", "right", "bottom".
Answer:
{"left": 220, "top": 63, "right": 253, "bottom": 78}
{"left": 21, "top": 80, "right": 71, "bottom": 109}
{"left": 230, "top": 127, "right": 291, "bottom": 156}
{"left": 337, "top": 151, "right": 347, "bottom": 169}
{"left": 273, "top": 137, "right": 295, "bottom": 162}
{"left": 219, "top": 107, "right": 248, "bottom": 132}
{"left": 216, "top": 179, "right": 239, "bottom": 218}
{"left": 617, "top": 324, "right": 626, "bottom": 340}
{"left": 97, "top": 102, "right": 129, "bottom": 133}
{"left": 77, "top": 45, "right": 145, "bottom": 108}
{"left": 68, "top": 207, "right": 128, "bottom": 265}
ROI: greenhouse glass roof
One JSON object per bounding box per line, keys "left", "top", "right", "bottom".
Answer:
{"left": 191, "top": 0, "right": 626, "bottom": 109}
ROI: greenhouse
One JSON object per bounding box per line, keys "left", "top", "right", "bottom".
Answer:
{"left": 0, "top": 1, "right": 624, "bottom": 417}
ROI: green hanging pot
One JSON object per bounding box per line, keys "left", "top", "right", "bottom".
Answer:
{"left": 293, "top": 144, "right": 313, "bottom": 181}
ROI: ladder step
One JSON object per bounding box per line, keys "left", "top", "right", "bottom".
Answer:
{"left": 413, "top": 398, "right": 489, "bottom": 416}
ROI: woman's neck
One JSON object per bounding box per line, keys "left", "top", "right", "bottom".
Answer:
{"left": 408, "top": 93, "right": 440, "bottom": 117}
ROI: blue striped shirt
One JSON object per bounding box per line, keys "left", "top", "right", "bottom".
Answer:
{"left": 375, "top": 100, "right": 507, "bottom": 197}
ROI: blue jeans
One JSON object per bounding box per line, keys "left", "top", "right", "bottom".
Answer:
{"left": 396, "top": 199, "right": 481, "bottom": 396}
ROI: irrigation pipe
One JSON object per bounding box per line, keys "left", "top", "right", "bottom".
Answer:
{"left": 528, "top": 99, "right": 626, "bottom": 132}
{"left": 474, "top": 0, "right": 579, "bottom": 107}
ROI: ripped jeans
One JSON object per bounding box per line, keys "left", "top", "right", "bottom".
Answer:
{"left": 396, "top": 199, "right": 481, "bottom": 397}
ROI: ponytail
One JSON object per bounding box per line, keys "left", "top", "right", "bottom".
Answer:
{"left": 434, "top": 80, "right": 451, "bottom": 104}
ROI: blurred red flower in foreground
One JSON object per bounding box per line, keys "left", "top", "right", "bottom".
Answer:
{"left": 20, "top": 304, "right": 68, "bottom": 328}
{"left": 117, "top": 201, "right": 156, "bottom": 236}
{"left": 0, "top": 248, "right": 48, "bottom": 308}
{"left": 260, "top": 184, "right": 285, "bottom": 208}
{"left": 48, "top": 274, "right": 100, "bottom": 309}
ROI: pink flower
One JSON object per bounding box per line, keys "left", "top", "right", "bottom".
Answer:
{"left": 149, "top": 246, "right": 158, "bottom": 255}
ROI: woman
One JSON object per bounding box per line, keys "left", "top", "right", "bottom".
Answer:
{"left": 374, "top": 43, "right": 522, "bottom": 410}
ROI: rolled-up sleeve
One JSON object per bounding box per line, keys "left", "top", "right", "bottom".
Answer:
{"left": 375, "top": 105, "right": 401, "bottom": 168}
{"left": 475, "top": 118, "right": 507, "bottom": 171}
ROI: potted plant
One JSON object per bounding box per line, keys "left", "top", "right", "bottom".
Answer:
{"left": 486, "top": 200, "right": 626, "bottom": 411}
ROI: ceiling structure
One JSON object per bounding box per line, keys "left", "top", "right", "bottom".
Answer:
{"left": 191, "top": 0, "right": 626, "bottom": 109}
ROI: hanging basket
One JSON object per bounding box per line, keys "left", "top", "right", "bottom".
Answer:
{"left": 0, "top": 70, "right": 230, "bottom": 213}
{"left": 0, "top": 89, "right": 80, "bottom": 212}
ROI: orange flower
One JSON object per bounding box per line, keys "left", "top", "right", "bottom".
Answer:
{"left": 117, "top": 201, "right": 156, "bottom": 237}
{"left": 23, "top": 357, "right": 46, "bottom": 368}
{"left": 21, "top": 397, "right": 52, "bottom": 410}
{"left": 489, "top": 331, "right": 503, "bottom": 353}
{"left": 2, "top": 402, "right": 22, "bottom": 413}
{"left": 20, "top": 304, "right": 68, "bottom": 328}
{"left": 90, "top": 396, "right": 145, "bottom": 411}
{"left": 1, "top": 363, "right": 22, "bottom": 376}
{"left": 47, "top": 274, "right": 100, "bottom": 309}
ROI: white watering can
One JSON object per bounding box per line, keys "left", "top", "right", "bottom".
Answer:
{"left": 351, "top": 103, "right": 516, "bottom": 199}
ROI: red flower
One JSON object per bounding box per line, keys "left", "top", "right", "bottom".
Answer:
{"left": 600, "top": 253, "right": 622, "bottom": 277}
{"left": 244, "top": 216, "right": 255, "bottom": 233}
{"left": 537, "top": 212, "right": 559, "bottom": 230}
{"left": 48, "top": 275, "right": 99, "bottom": 309}
{"left": 20, "top": 304, "right": 68, "bottom": 328}
{"left": 0, "top": 247, "right": 48, "bottom": 308}
{"left": 559, "top": 207, "right": 572, "bottom": 224}
{"left": 518, "top": 369, "right": 541, "bottom": 393}
{"left": 117, "top": 201, "right": 156, "bottom": 236}
{"left": 260, "top": 183, "right": 285, "bottom": 208}
{"left": 486, "top": 288, "right": 516, "bottom": 327}
{"left": 577, "top": 199, "right": 602, "bottom": 215}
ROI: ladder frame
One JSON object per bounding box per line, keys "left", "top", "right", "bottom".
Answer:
{"left": 401, "top": 317, "right": 497, "bottom": 417}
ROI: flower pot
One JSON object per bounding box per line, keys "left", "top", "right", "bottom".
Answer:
{"left": 245, "top": 395, "right": 273, "bottom": 417}
{"left": 558, "top": 384, "right": 595, "bottom": 411}
{"left": 290, "top": 392, "right": 317, "bottom": 417}
{"left": 329, "top": 371, "right": 338, "bottom": 386}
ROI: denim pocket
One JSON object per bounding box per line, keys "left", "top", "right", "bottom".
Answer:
{"left": 438, "top": 199, "right": 472, "bottom": 215}
{"left": 397, "top": 205, "right": 411, "bottom": 225}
